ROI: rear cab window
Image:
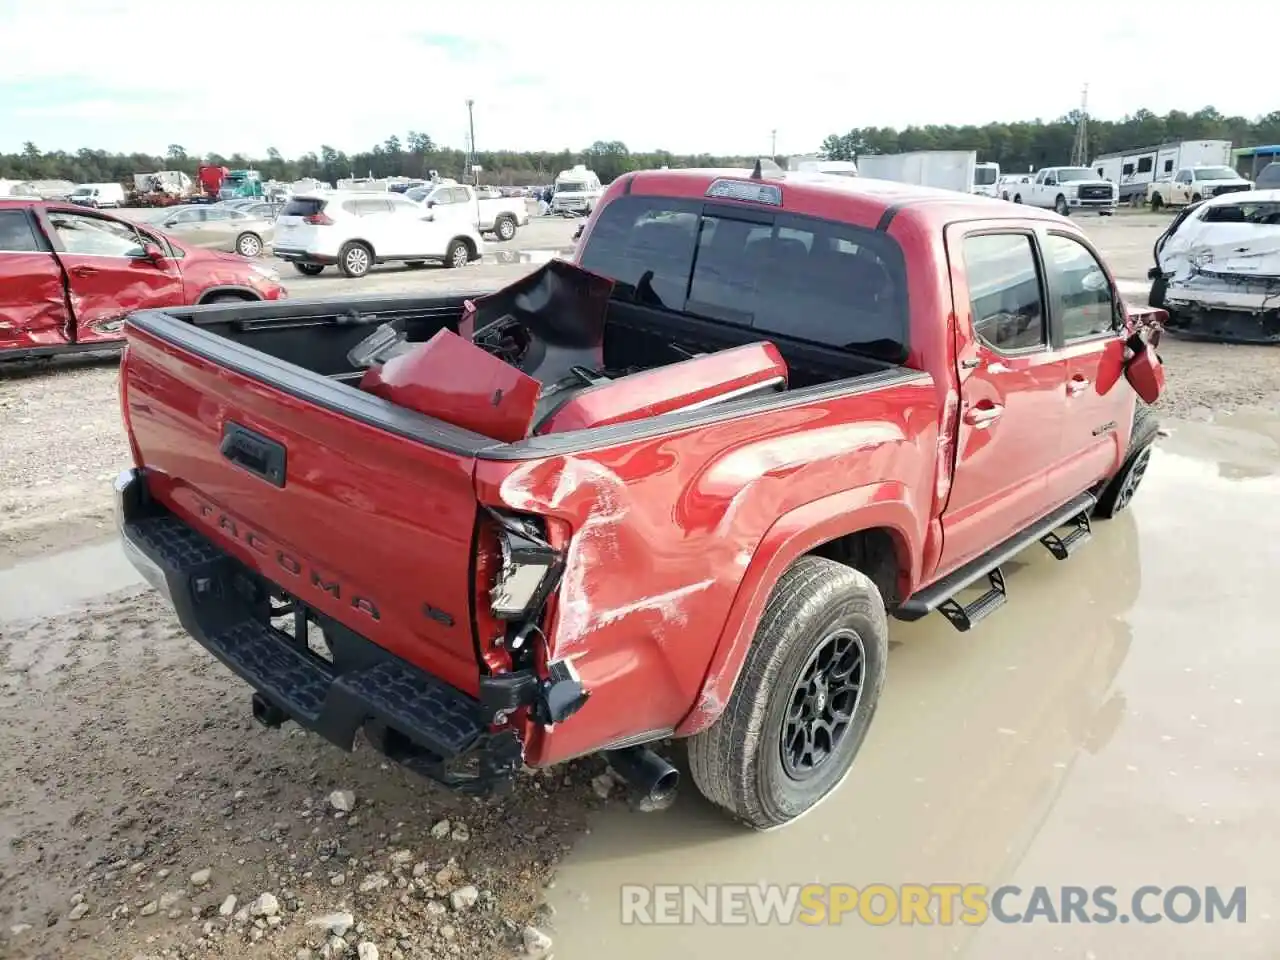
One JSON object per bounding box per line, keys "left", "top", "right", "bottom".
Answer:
{"left": 576, "top": 194, "right": 909, "bottom": 359}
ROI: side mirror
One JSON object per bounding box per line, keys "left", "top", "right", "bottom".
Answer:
{"left": 425, "top": 199, "right": 436, "bottom": 208}
{"left": 135, "top": 242, "right": 165, "bottom": 262}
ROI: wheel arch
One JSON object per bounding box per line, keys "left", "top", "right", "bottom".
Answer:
{"left": 342, "top": 237, "right": 376, "bottom": 258}
{"left": 673, "top": 483, "right": 921, "bottom": 736}
{"left": 450, "top": 234, "right": 479, "bottom": 259}
{"left": 196, "top": 285, "right": 262, "bottom": 304}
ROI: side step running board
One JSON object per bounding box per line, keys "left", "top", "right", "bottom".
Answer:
{"left": 895, "top": 492, "right": 1097, "bottom": 632}
{"left": 1039, "top": 510, "right": 1092, "bottom": 560}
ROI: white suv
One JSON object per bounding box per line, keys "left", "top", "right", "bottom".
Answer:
{"left": 272, "top": 191, "right": 485, "bottom": 278}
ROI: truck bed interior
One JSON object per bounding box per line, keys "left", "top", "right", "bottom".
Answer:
{"left": 167, "top": 288, "right": 892, "bottom": 393}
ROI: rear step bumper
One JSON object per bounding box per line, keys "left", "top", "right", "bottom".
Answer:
{"left": 113, "top": 468, "right": 522, "bottom": 794}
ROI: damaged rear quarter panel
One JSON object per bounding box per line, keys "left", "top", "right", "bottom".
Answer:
{"left": 474, "top": 378, "right": 939, "bottom": 765}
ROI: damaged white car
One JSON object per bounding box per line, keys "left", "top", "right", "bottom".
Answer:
{"left": 1148, "top": 189, "right": 1280, "bottom": 343}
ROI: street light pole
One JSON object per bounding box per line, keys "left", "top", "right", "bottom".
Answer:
{"left": 465, "top": 99, "right": 476, "bottom": 182}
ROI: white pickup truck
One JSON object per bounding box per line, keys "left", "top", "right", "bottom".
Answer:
{"left": 407, "top": 183, "right": 530, "bottom": 241}
{"left": 1007, "top": 166, "right": 1117, "bottom": 216}
{"left": 1145, "top": 166, "right": 1254, "bottom": 210}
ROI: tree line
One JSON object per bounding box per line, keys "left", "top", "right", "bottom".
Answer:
{"left": 3, "top": 107, "right": 1278, "bottom": 188}
{"left": 821, "top": 106, "right": 1280, "bottom": 170}
{"left": 0, "top": 136, "right": 743, "bottom": 188}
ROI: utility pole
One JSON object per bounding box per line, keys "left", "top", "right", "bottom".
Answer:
{"left": 465, "top": 99, "right": 476, "bottom": 182}
{"left": 770, "top": 129, "right": 777, "bottom": 158}
{"left": 1070, "top": 84, "right": 1089, "bottom": 167}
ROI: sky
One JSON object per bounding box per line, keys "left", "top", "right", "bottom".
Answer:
{"left": 1, "top": 0, "right": 1278, "bottom": 160}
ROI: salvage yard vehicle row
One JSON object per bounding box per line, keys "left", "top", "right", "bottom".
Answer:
{"left": 111, "top": 166, "right": 1166, "bottom": 830}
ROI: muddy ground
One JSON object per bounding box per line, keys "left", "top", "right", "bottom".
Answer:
{"left": 2, "top": 216, "right": 1279, "bottom": 960}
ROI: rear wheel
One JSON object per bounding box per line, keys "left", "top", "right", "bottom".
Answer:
{"left": 686, "top": 556, "right": 888, "bottom": 830}
{"left": 1013, "top": 194, "right": 1022, "bottom": 204}
{"left": 444, "top": 239, "right": 472, "bottom": 269}
{"left": 235, "top": 232, "right": 263, "bottom": 257}
{"left": 338, "top": 241, "right": 373, "bottom": 278}
{"left": 293, "top": 262, "right": 324, "bottom": 276}
{"left": 1094, "top": 404, "right": 1160, "bottom": 519}
{"left": 494, "top": 215, "right": 517, "bottom": 241}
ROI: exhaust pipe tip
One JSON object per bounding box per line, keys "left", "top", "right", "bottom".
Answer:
{"left": 604, "top": 746, "right": 680, "bottom": 813}
{"left": 251, "top": 692, "right": 288, "bottom": 729}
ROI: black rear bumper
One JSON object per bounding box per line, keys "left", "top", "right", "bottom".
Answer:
{"left": 113, "top": 468, "right": 522, "bottom": 793}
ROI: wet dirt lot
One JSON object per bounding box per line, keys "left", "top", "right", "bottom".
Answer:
{"left": 2, "top": 211, "right": 1278, "bottom": 960}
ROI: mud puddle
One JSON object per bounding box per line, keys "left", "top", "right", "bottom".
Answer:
{"left": 0, "top": 538, "right": 142, "bottom": 625}
{"left": 543, "top": 416, "right": 1280, "bottom": 959}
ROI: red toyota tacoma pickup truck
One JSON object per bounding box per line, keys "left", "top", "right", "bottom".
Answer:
{"left": 112, "top": 166, "right": 1165, "bottom": 829}
{"left": 0, "top": 198, "right": 285, "bottom": 362}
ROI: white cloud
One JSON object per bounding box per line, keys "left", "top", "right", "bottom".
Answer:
{"left": 2, "top": 0, "right": 1277, "bottom": 158}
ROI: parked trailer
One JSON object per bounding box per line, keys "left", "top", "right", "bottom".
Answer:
{"left": 854, "top": 150, "right": 977, "bottom": 195}
{"left": 1092, "top": 140, "right": 1232, "bottom": 206}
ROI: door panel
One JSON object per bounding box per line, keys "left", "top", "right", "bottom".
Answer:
{"left": 0, "top": 209, "right": 72, "bottom": 350}
{"left": 938, "top": 227, "right": 1069, "bottom": 576}
{"left": 1040, "top": 231, "right": 1133, "bottom": 502}
{"left": 42, "top": 209, "right": 183, "bottom": 342}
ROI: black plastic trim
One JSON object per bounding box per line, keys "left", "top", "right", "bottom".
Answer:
{"left": 876, "top": 205, "right": 902, "bottom": 231}
{"left": 895, "top": 491, "right": 1097, "bottom": 619}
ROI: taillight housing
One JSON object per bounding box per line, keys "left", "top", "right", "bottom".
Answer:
{"left": 485, "top": 509, "right": 564, "bottom": 621}
{"left": 303, "top": 211, "right": 333, "bottom": 225}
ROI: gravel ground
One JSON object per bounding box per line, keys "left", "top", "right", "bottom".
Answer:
{"left": 1, "top": 214, "right": 1278, "bottom": 959}
{"left": 0, "top": 589, "right": 615, "bottom": 960}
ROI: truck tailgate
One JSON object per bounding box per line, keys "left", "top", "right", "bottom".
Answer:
{"left": 121, "top": 321, "right": 484, "bottom": 696}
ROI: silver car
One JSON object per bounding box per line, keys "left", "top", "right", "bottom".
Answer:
{"left": 154, "top": 204, "right": 275, "bottom": 257}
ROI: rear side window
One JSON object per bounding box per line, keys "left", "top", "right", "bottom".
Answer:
{"left": 1202, "top": 201, "right": 1280, "bottom": 224}
{"left": 961, "top": 234, "right": 1046, "bottom": 352}
{"left": 0, "top": 210, "right": 42, "bottom": 252}
{"left": 282, "top": 198, "right": 326, "bottom": 217}
{"left": 578, "top": 195, "right": 908, "bottom": 356}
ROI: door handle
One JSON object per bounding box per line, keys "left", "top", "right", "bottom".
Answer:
{"left": 1067, "top": 375, "right": 1091, "bottom": 395}
{"left": 963, "top": 403, "right": 1004, "bottom": 427}
{"left": 70, "top": 264, "right": 99, "bottom": 278}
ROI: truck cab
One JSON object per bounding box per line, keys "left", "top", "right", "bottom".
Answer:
{"left": 972, "top": 161, "right": 1000, "bottom": 197}
{"left": 550, "top": 165, "right": 604, "bottom": 216}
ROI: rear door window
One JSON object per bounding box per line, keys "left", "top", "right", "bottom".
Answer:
{"left": 0, "top": 210, "right": 42, "bottom": 252}
{"left": 961, "top": 234, "right": 1046, "bottom": 352}
{"left": 577, "top": 195, "right": 908, "bottom": 356}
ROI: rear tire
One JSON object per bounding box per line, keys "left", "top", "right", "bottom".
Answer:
{"left": 1094, "top": 404, "right": 1159, "bottom": 519}
{"left": 235, "top": 232, "right": 263, "bottom": 257}
{"left": 495, "top": 215, "right": 517, "bottom": 241}
{"left": 686, "top": 556, "right": 888, "bottom": 831}
{"left": 1013, "top": 194, "right": 1022, "bottom": 204}
{"left": 338, "top": 241, "right": 373, "bottom": 278}
{"left": 293, "top": 263, "right": 324, "bottom": 276}
{"left": 444, "top": 238, "right": 472, "bottom": 269}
